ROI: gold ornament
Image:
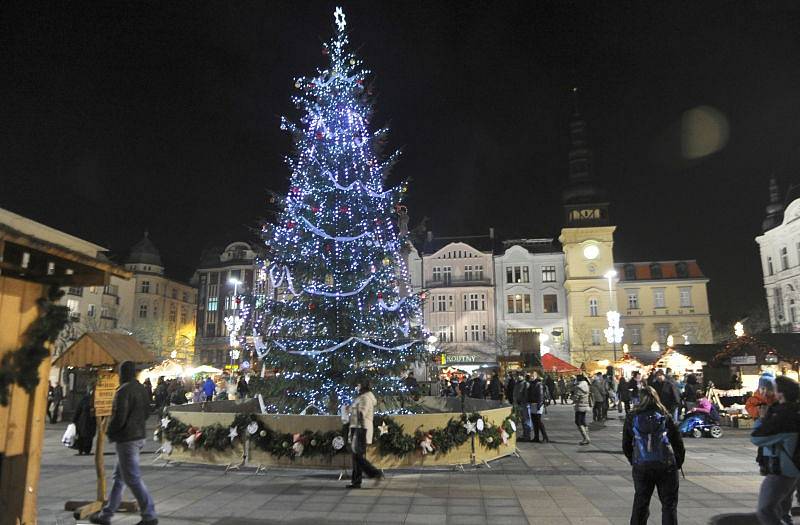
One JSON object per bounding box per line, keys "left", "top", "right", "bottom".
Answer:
{"left": 325, "top": 274, "right": 334, "bottom": 286}
{"left": 382, "top": 257, "right": 391, "bottom": 266}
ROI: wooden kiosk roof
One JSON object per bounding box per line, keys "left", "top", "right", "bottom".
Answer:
{"left": 53, "top": 332, "right": 155, "bottom": 368}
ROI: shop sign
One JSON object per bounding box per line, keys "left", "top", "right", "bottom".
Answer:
{"left": 94, "top": 371, "right": 119, "bottom": 417}
{"left": 731, "top": 355, "right": 757, "bottom": 365}
{"left": 441, "top": 354, "right": 479, "bottom": 365}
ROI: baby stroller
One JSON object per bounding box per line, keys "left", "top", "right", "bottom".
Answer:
{"left": 679, "top": 408, "right": 723, "bottom": 439}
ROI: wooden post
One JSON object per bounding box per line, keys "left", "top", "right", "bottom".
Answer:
{"left": 95, "top": 416, "right": 108, "bottom": 501}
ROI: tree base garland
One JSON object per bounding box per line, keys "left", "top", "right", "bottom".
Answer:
{"left": 156, "top": 411, "right": 517, "bottom": 460}
{"left": 0, "top": 285, "right": 69, "bottom": 406}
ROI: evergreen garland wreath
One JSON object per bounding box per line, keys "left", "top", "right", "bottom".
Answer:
{"left": 0, "top": 285, "right": 69, "bottom": 406}
{"left": 156, "top": 411, "right": 517, "bottom": 459}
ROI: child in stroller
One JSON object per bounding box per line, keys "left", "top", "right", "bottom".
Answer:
{"left": 679, "top": 391, "right": 723, "bottom": 438}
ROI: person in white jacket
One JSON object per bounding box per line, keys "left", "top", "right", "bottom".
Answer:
{"left": 347, "top": 379, "right": 384, "bottom": 488}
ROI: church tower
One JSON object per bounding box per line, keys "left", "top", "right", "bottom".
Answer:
{"left": 558, "top": 89, "right": 618, "bottom": 364}
{"left": 762, "top": 176, "right": 784, "bottom": 232}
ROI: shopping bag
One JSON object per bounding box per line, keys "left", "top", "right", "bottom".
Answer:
{"left": 61, "top": 423, "right": 76, "bottom": 447}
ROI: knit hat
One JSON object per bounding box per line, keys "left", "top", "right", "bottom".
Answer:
{"left": 758, "top": 371, "right": 776, "bottom": 392}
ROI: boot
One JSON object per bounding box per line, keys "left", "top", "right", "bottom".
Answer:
{"left": 579, "top": 425, "right": 591, "bottom": 446}
{"left": 541, "top": 428, "right": 550, "bottom": 443}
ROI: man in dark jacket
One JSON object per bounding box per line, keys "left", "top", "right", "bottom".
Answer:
{"left": 656, "top": 371, "right": 681, "bottom": 421}
{"left": 91, "top": 361, "right": 157, "bottom": 525}
{"left": 528, "top": 371, "right": 550, "bottom": 443}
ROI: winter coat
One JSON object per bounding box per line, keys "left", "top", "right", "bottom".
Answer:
{"left": 745, "top": 391, "right": 777, "bottom": 419}
{"left": 751, "top": 402, "right": 800, "bottom": 478}
{"left": 505, "top": 377, "right": 516, "bottom": 403}
{"left": 107, "top": 378, "right": 150, "bottom": 443}
{"left": 590, "top": 377, "right": 608, "bottom": 402}
{"left": 622, "top": 409, "right": 685, "bottom": 469}
{"left": 469, "top": 377, "right": 486, "bottom": 399}
{"left": 72, "top": 393, "right": 96, "bottom": 446}
{"left": 528, "top": 379, "right": 545, "bottom": 406}
{"left": 693, "top": 398, "right": 712, "bottom": 414}
{"left": 488, "top": 378, "right": 502, "bottom": 400}
{"left": 659, "top": 379, "right": 681, "bottom": 409}
{"left": 572, "top": 380, "right": 591, "bottom": 412}
{"left": 513, "top": 380, "right": 529, "bottom": 406}
{"left": 349, "top": 390, "right": 377, "bottom": 445}
{"left": 203, "top": 378, "right": 215, "bottom": 397}
{"left": 683, "top": 382, "right": 698, "bottom": 404}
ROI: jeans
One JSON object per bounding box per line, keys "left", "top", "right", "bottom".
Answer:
{"left": 756, "top": 474, "right": 797, "bottom": 524}
{"left": 532, "top": 413, "right": 548, "bottom": 441}
{"left": 630, "top": 466, "right": 679, "bottom": 525}
{"left": 519, "top": 404, "right": 532, "bottom": 438}
{"left": 100, "top": 439, "right": 157, "bottom": 521}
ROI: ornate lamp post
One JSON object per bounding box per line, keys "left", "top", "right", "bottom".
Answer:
{"left": 603, "top": 270, "right": 623, "bottom": 361}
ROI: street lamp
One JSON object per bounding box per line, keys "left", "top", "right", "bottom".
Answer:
{"left": 603, "top": 269, "right": 623, "bottom": 361}
{"left": 228, "top": 277, "right": 242, "bottom": 310}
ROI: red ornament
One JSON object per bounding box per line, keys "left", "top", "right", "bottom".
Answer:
{"left": 315, "top": 131, "right": 324, "bottom": 140}
{"left": 309, "top": 82, "right": 316, "bottom": 88}
{"left": 374, "top": 218, "right": 382, "bottom": 225}
{"left": 322, "top": 47, "right": 329, "bottom": 55}
{"left": 339, "top": 206, "right": 349, "bottom": 213}
{"left": 286, "top": 221, "right": 295, "bottom": 229}
{"left": 377, "top": 292, "right": 383, "bottom": 299}
{"left": 291, "top": 186, "right": 300, "bottom": 194}
{"left": 309, "top": 303, "right": 316, "bottom": 311}
{"left": 420, "top": 292, "right": 427, "bottom": 300}
{"left": 311, "top": 206, "right": 320, "bottom": 213}
{"left": 324, "top": 244, "right": 332, "bottom": 253}
{"left": 356, "top": 79, "right": 363, "bottom": 85}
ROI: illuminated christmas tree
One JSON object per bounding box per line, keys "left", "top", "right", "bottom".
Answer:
{"left": 239, "top": 7, "right": 424, "bottom": 413}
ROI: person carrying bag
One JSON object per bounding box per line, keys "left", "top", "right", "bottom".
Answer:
{"left": 346, "top": 379, "right": 384, "bottom": 489}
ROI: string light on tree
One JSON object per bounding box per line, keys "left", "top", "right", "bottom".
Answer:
{"left": 233, "top": 6, "right": 425, "bottom": 413}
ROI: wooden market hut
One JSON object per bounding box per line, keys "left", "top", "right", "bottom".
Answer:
{"left": 0, "top": 208, "right": 130, "bottom": 525}
{"left": 705, "top": 334, "right": 800, "bottom": 391}
{"left": 53, "top": 332, "right": 155, "bottom": 370}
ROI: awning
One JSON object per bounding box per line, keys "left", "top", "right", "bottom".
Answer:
{"left": 53, "top": 332, "right": 155, "bottom": 368}
{"left": 541, "top": 353, "right": 580, "bottom": 373}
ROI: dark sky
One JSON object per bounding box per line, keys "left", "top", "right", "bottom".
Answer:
{"left": 3, "top": 1, "right": 800, "bottom": 324}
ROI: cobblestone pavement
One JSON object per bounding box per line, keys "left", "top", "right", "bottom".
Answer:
{"left": 37, "top": 403, "right": 770, "bottom": 525}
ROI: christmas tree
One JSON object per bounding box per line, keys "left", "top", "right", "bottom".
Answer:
{"left": 239, "top": 7, "right": 424, "bottom": 413}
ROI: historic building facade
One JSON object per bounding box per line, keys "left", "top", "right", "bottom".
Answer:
{"left": 756, "top": 177, "right": 800, "bottom": 332}
{"left": 493, "top": 239, "right": 569, "bottom": 362}
{"left": 124, "top": 233, "right": 198, "bottom": 361}
{"left": 192, "top": 241, "right": 264, "bottom": 367}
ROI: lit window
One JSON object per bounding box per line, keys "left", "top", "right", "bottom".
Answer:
{"left": 507, "top": 294, "right": 531, "bottom": 313}
{"left": 653, "top": 289, "right": 666, "bottom": 308}
{"left": 208, "top": 297, "right": 218, "bottom": 311}
{"left": 543, "top": 294, "right": 558, "bottom": 313}
{"left": 591, "top": 329, "right": 601, "bottom": 346}
{"left": 67, "top": 299, "right": 80, "bottom": 321}
{"left": 541, "top": 266, "right": 556, "bottom": 283}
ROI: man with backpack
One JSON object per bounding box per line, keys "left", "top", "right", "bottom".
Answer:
{"left": 622, "top": 385, "right": 685, "bottom": 525}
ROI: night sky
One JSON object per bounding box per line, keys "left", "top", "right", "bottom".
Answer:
{"left": 3, "top": 1, "right": 800, "bottom": 324}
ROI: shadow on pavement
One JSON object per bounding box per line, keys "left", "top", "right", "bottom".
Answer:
{"left": 708, "top": 513, "right": 760, "bottom": 525}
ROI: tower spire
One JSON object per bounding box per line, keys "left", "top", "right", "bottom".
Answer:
{"left": 762, "top": 175, "right": 784, "bottom": 232}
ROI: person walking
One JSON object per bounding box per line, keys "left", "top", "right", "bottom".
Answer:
{"left": 623, "top": 385, "right": 685, "bottom": 525}
{"left": 629, "top": 371, "right": 643, "bottom": 407}
{"left": 619, "top": 374, "right": 632, "bottom": 415}
{"left": 90, "top": 361, "right": 157, "bottom": 525}
{"left": 346, "top": 379, "right": 384, "bottom": 488}
{"left": 505, "top": 374, "right": 517, "bottom": 404}
{"left": 237, "top": 373, "right": 250, "bottom": 399}
{"left": 515, "top": 374, "right": 532, "bottom": 441}
{"left": 590, "top": 372, "right": 608, "bottom": 422}
{"left": 545, "top": 375, "right": 557, "bottom": 405}
{"left": 572, "top": 374, "right": 591, "bottom": 445}
{"left": 751, "top": 375, "right": 800, "bottom": 525}
{"left": 403, "top": 371, "right": 419, "bottom": 396}
{"left": 529, "top": 371, "right": 550, "bottom": 443}
{"left": 72, "top": 388, "right": 96, "bottom": 455}
{"left": 142, "top": 378, "right": 153, "bottom": 408}
{"left": 656, "top": 371, "right": 681, "bottom": 422}
{"left": 50, "top": 382, "right": 64, "bottom": 423}
{"left": 203, "top": 376, "right": 215, "bottom": 402}
{"left": 558, "top": 376, "right": 568, "bottom": 404}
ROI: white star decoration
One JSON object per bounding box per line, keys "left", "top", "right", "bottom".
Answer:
{"left": 464, "top": 420, "right": 477, "bottom": 434}
{"left": 334, "top": 6, "right": 346, "bottom": 32}
{"left": 378, "top": 422, "right": 389, "bottom": 436}
{"left": 161, "top": 417, "right": 171, "bottom": 429}
{"left": 229, "top": 426, "right": 238, "bottom": 441}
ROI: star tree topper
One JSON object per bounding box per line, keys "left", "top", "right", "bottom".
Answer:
{"left": 334, "top": 6, "right": 346, "bottom": 32}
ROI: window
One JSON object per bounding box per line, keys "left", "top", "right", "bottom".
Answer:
{"left": 67, "top": 287, "right": 83, "bottom": 296}
{"left": 791, "top": 300, "right": 797, "bottom": 324}
{"left": 657, "top": 326, "right": 670, "bottom": 343}
{"left": 180, "top": 307, "right": 188, "bottom": 325}
{"left": 649, "top": 263, "right": 662, "bottom": 279}
{"left": 653, "top": 288, "right": 666, "bottom": 308}
{"left": 543, "top": 294, "right": 558, "bottom": 313}
{"left": 183, "top": 292, "right": 189, "bottom": 303}
{"left": 140, "top": 280, "right": 150, "bottom": 294}
{"left": 679, "top": 287, "right": 692, "bottom": 308}
{"left": 506, "top": 265, "right": 530, "bottom": 283}
{"left": 87, "top": 304, "right": 96, "bottom": 317}
{"left": 208, "top": 297, "right": 218, "bottom": 311}
{"left": 67, "top": 299, "right": 80, "bottom": 320}
{"left": 630, "top": 327, "right": 642, "bottom": 345}
{"left": 153, "top": 304, "right": 158, "bottom": 319}
{"left": 437, "top": 325, "right": 454, "bottom": 343}
{"left": 433, "top": 267, "right": 442, "bottom": 281}
{"left": 468, "top": 293, "right": 480, "bottom": 310}
{"left": 507, "top": 294, "right": 531, "bottom": 314}
{"left": 172, "top": 288, "right": 178, "bottom": 299}
{"left": 100, "top": 306, "right": 110, "bottom": 319}
{"left": 588, "top": 297, "right": 599, "bottom": 317}
{"left": 436, "top": 295, "right": 447, "bottom": 312}
{"left": 482, "top": 325, "right": 487, "bottom": 341}
{"left": 469, "top": 324, "right": 480, "bottom": 341}
{"left": 624, "top": 264, "right": 636, "bottom": 280}
{"left": 591, "top": 329, "right": 602, "bottom": 346}
{"left": 776, "top": 287, "right": 785, "bottom": 316}
{"left": 782, "top": 247, "right": 790, "bottom": 270}
{"left": 442, "top": 266, "right": 452, "bottom": 284}
{"left": 627, "top": 290, "right": 639, "bottom": 309}
{"left": 139, "top": 304, "right": 148, "bottom": 318}
{"left": 768, "top": 257, "right": 774, "bottom": 276}
{"left": 206, "top": 323, "right": 216, "bottom": 336}
{"left": 541, "top": 266, "right": 556, "bottom": 283}
{"left": 675, "top": 262, "right": 688, "bottom": 278}
{"left": 103, "top": 284, "right": 118, "bottom": 296}
{"left": 464, "top": 265, "right": 483, "bottom": 281}
{"left": 169, "top": 305, "right": 177, "bottom": 323}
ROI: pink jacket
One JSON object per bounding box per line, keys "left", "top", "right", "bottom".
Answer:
{"left": 693, "top": 398, "right": 712, "bottom": 414}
